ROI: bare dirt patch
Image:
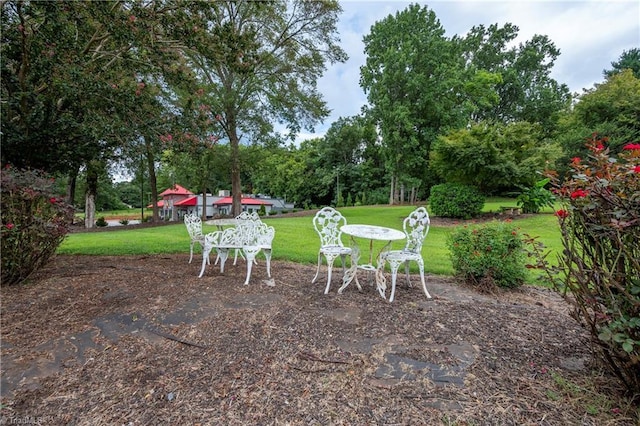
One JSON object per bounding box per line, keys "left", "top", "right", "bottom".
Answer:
{"left": 1, "top": 254, "right": 637, "bottom": 425}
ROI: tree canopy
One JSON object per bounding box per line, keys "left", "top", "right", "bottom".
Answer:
{"left": 359, "top": 4, "right": 570, "bottom": 202}
{"left": 177, "top": 0, "right": 347, "bottom": 215}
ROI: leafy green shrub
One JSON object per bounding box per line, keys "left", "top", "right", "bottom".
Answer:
{"left": 429, "top": 183, "right": 485, "bottom": 219}
{"left": 516, "top": 178, "right": 556, "bottom": 213}
{"left": 119, "top": 219, "right": 129, "bottom": 226}
{"left": 95, "top": 217, "right": 108, "bottom": 227}
{"left": 537, "top": 135, "right": 640, "bottom": 394}
{"left": 1, "top": 166, "right": 74, "bottom": 286}
{"left": 448, "top": 221, "right": 527, "bottom": 291}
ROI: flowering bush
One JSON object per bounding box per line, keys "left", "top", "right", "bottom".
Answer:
{"left": 447, "top": 221, "right": 527, "bottom": 291}
{"left": 542, "top": 134, "right": 640, "bottom": 394}
{"left": 1, "top": 166, "right": 75, "bottom": 286}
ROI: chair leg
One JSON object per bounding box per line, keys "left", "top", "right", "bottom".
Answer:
{"left": 417, "top": 258, "right": 432, "bottom": 299}
{"left": 243, "top": 247, "right": 260, "bottom": 285}
{"left": 263, "top": 249, "right": 272, "bottom": 278}
{"left": 312, "top": 253, "right": 323, "bottom": 284}
{"left": 198, "top": 246, "right": 213, "bottom": 278}
{"left": 324, "top": 254, "right": 337, "bottom": 294}
{"left": 189, "top": 241, "right": 195, "bottom": 264}
{"left": 218, "top": 249, "right": 229, "bottom": 273}
{"left": 201, "top": 242, "right": 209, "bottom": 265}
{"left": 388, "top": 260, "right": 401, "bottom": 303}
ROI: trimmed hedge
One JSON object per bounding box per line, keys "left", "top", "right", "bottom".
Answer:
{"left": 429, "top": 183, "right": 484, "bottom": 219}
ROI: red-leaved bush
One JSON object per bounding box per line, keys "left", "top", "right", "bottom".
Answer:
{"left": 537, "top": 134, "right": 640, "bottom": 394}
{"left": 1, "top": 166, "right": 75, "bottom": 286}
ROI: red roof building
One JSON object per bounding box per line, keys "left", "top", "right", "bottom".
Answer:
{"left": 160, "top": 184, "right": 194, "bottom": 197}
{"left": 150, "top": 186, "right": 284, "bottom": 220}
{"left": 213, "top": 196, "right": 272, "bottom": 207}
{"left": 174, "top": 196, "right": 198, "bottom": 206}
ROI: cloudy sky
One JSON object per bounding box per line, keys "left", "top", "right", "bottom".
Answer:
{"left": 296, "top": 0, "right": 639, "bottom": 142}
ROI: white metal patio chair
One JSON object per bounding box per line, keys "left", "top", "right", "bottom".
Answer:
{"left": 378, "top": 207, "right": 432, "bottom": 302}
{"left": 311, "top": 207, "right": 352, "bottom": 294}
{"left": 184, "top": 213, "right": 205, "bottom": 264}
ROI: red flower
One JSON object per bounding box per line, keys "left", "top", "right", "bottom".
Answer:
{"left": 5, "top": 223, "right": 14, "bottom": 229}
{"left": 554, "top": 210, "right": 569, "bottom": 219}
{"left": 50, "top": 197, "right": 57, "bottom": 204}
{"left": 634, "top": 165, "right": 640, "bottom": 173}
{"left": 570, "top": 189, "right": 588, "bottom": 199}
{"left": 595, "top": 141, "right": 605, "bottom": 151}
{"left": 623, "top": 143, "right": 640, "bottom": 151}
{"left": 571, "top": 157, "right": 581, "bottom": 165}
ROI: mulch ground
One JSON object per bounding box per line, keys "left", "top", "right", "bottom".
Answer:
{"left": 2, "top": 225, "right": 639, "bottom": 424}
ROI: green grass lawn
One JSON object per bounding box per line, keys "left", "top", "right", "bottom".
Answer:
{"left": 59, "top": 201, "right": 562, "bottom": 283}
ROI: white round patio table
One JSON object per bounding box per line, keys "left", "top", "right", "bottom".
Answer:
{"left": 338, "top": 224, "right": 405, "bottom": 298}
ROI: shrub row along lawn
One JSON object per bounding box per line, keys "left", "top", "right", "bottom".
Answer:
{"left": 59, "top": 202, "right": 562, "bottom": 283}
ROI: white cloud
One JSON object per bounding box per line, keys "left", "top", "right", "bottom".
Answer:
{"left": 299, "top": 0, "right": 639, "bottom": 143}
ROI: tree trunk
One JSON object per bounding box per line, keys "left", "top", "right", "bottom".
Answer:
{"left": 201, "top": 186, "right": 208, "bottom": 220}
{"left": 228, "top": 115, "right": 242, "bottom": 216}
{"left": 389, "top": 175, "right": 395, "bottom": 205}
{"left": 85, "top": 192, "right": 96, "bottom": 229}
{"left": 84, "top": 161, "right": 100, "bottom": 229}
{"left": 66, "top": 168, "right": 78, "bottom": 206}
{"left": 144, "top": 135, "right": 159, "bottom": 223}
{"left": 400, "top": 182, "right": 405, "bottom": 205}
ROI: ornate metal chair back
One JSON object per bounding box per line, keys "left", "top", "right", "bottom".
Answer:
{"left": 184, "top": 213, "right": 203, "bottom": 239}
{"left": 313, "top": 207, "right": 347, "bottom": 248}
{"left": 402, "top": 207, "right": 430, "bottom": 254}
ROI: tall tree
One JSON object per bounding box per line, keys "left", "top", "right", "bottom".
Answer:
{"left": 556, "top": 68, "right": 640, "bottom": 165}
{"left": 178, "top": 0, "right": 346, "bottom": 216}
{"left": 1, "top": 1, "right": 193, "bottom": 226}
{"left": 604, "top": 48, "right": 640, "bottom": 79}
{"left": 460, "top": 23, "right": 571, "bottom": 129}
{"left": 317, "top": 115, "right": 381, "bottom": 204}
{"left": 361, "top": 4, "right": 465, "bottom": 204}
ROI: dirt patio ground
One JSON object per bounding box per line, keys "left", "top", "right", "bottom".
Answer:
{"left": 1, "top": 253, "right": 638, "bottom": 425}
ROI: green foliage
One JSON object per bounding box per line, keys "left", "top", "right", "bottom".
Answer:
{"left": 258, "top": 204, "right": 266, "bottom": 217}
{"left": 604, "top": 48, "right": 640, "bottom": 79}
{"left": 431, "top": 121, "right": 562, "bottom": 194}
{"left": 460, "top": 24, "right": 571, "bottom": 128}
{"left": 429, "top": 183, "right": 485, "bottom": 219}
{"left": 345, "top": 193, "right": 353, "bottom": 207}
{"left": 361, "top": 4, "right": 465, "bottom": 203}
{"left": 516, "top": 178, "right": 556, "bottom": 214}
{"left": 1, "top": 167, "right": 75, "bottom": 286}
{"left": 95, "top": 217, "right": 108, "bottom": 227}
{"left": 539, "top": 135, "right": 640, "bottom": 394}
{"left": 559, "top": 69, "right": 640, "bottom": 160}
{"left": 448, "top": 221, "right": 527, "bottom": 290}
